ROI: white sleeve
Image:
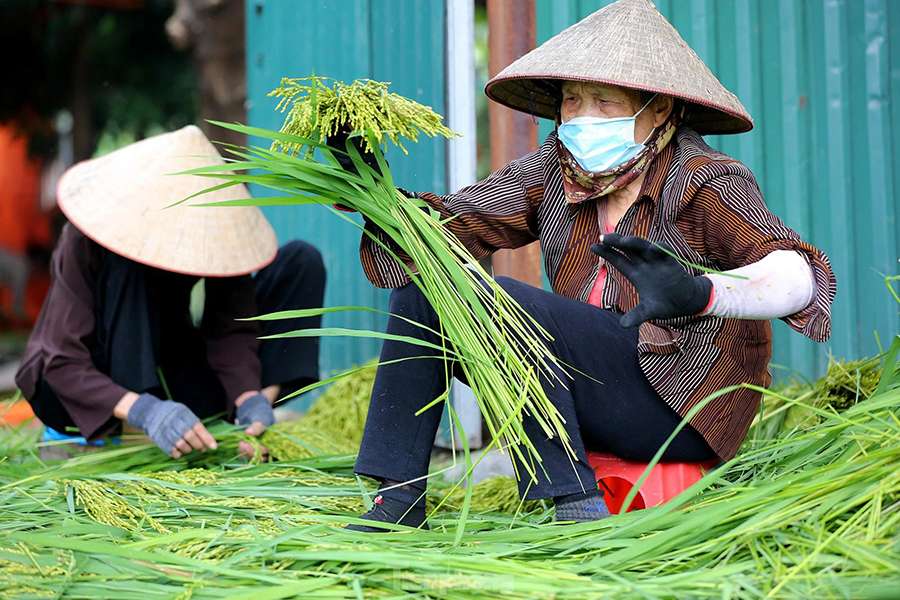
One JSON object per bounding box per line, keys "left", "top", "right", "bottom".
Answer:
{"left": 702, "top": 250, "right": 816, "bottom": 320}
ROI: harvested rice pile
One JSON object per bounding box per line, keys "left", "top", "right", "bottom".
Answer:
{"left": 4, "top": 79, "right": 898, "bottom": 594}
{"left": 755, "top": 352, "right": 899, "bottom": 438}
{"left": 1, "top": 344, "right": 898, "bottom": 599}
{"left": 262, "top": 360, "right": 377, "bottom": 459}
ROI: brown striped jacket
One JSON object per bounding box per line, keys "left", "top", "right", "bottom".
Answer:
{"left": 360, "top": 127, "right": 836, "bottom": 460}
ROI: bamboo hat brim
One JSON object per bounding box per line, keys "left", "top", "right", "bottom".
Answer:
{"left": 57, "top": 125, "right": 277, "bottom": 277}
{"left": 485, "top": 0, "right": 752, "bottom": 135}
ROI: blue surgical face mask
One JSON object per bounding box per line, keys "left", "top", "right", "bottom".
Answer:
{"left": 557, "top": 94, "right": 657, "bottom": 173}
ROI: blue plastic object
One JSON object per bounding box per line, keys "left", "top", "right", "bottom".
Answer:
{"left": 42, "top": 426, "right": 121, "bottom": 447}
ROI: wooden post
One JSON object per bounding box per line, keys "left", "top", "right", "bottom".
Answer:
{"left": 486, "top": 0, "right": 542, "bottom": 287}
{"left": 166, "top": 0, "right": 247, "bottom": 149}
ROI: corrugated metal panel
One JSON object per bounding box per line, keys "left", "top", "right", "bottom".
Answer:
{"left": 246, "top": 0, "right": 447, "bottom": 377}
{"left": 537, "top": 0, "right": 899, "bottom": 381}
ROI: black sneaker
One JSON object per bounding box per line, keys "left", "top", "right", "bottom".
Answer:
{"left": 345, "top": 491, "right": 428, "bottom": 532}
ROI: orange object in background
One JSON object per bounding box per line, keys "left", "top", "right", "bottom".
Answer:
{"left": 0, "top": 125, "right": 49, "bottom": 254}
{"left": 0, "top": 399, "right": 35, "bottom": 426}
{"left": 0, "top": 124, "right": 52, "bottom": 326}
{"left": 588, "top": 451, "right": 719, "bottom": 514}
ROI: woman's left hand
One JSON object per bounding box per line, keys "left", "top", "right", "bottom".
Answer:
{"left": 591, "top": 233, "right": 712, "bottom": 327}
{"left": 235, "top": 392, "right": 275, "bottom": 460}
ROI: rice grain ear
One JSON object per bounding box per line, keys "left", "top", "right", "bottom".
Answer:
{"left": 266, "top": 76, "right": 457, "bottom": 156}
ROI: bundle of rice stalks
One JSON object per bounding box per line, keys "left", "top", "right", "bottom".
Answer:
{"left": 810, "top": 354, "right": 888, "bottom": 408}
{"left": 757, "top": 350, "right": 898, "bottom": 438}
{"left": 187, "top": 76, "right": 573, "bottom": 482}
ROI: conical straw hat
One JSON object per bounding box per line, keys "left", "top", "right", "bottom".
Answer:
{"left": 57, "top": 125, "right": 278, "bottom": 277}
{"left": 485, "top": 0, "right": 752, "bottom": 134}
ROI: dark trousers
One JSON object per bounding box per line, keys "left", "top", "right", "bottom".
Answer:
{"left": 354, "top": 277, "right": 713, "bottom": 499}
{"left": 32, "top": 240, "right": 325, "bottom": 433}
{"left": 255, "top": 241, "right": 326, "bottom": 398}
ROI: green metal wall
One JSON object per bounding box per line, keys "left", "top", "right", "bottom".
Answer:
{"left": 246, "top": 0, "right": 447, "bottom": 377}
{"left": 537, "top": 0, "right": 900, "bottom": 381}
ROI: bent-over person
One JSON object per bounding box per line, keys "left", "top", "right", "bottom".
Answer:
{"left": 17, "top": 126, "right": 326, "bottom": 460}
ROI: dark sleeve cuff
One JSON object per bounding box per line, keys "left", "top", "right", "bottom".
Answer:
{"left": 42, "top": 373, "right": 129, "bottom": 440}
{"left": 780, "top": 249, "right": 836, "bottom": 342}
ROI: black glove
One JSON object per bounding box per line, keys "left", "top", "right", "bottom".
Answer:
{"left": 325, "top": 128, "right": 383, "bottom": 176}
{"left": 325, "top": 128, "right": 388, "bottom": 214}
{"left": 590, "top": 233, "right": 712, "bottom": 328}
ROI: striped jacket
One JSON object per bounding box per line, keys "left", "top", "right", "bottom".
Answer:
{"left": 360, "top": 127, "right": 836, "bottom": 460}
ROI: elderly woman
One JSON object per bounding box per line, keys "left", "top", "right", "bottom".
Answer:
{"left": 346, "top": 0, "right": 836, "bottom": 531}
{"left": 17, "top": 126, "right": 325, "bottom": 460}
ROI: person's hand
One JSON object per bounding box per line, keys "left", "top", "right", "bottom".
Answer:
{"left": 590, "top": 233, "right": 712, "bottom": 328}
{"left": 325, "top": 129, "right": 388, "bottom": 213}
{"left": 236, "top": 392, "right": 275, "bottom": 433}
{"left": 125, "top": 393, "right": 217, "bottom": 458}
{"left": 235, "top": 392, "right": 275, "bottom": 459}
{"left": 325, "top": 128, "right": 383, "bottom": 177}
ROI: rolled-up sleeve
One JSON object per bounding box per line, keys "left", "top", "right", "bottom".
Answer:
{"left": 359, "top": 141, "right": 550, "bottom": 288}
{"left": 201, "top": 276, "right": 262, "bottom": 411}
{"left": 683, "top": 171, "right": 836, "bottom": 342}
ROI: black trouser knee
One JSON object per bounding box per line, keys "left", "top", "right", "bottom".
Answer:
{"left": 355, "top": 278, "right": 714, "bottom": 499}
{"left": 255, "top": 240, "right": 327, "bottom": 397}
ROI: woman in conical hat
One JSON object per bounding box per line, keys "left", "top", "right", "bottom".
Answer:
{"left": 345, "top": 0, "right": 835, "bottom": 530}
{"left": 16, "top": 126, "right": 326, "bottom": 460}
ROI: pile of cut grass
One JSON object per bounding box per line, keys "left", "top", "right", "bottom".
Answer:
{"left": 1, "top": 342, "right": 897, "bottom": 599}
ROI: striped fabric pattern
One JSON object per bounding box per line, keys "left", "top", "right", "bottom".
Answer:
{"left": 359, "top": 127, "right": 836, "bottom": 460}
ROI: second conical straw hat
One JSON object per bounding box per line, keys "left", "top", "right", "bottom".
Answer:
{"left": 57, "top": 125, "right": 277, "bottom": 277}
{"left": 485, "top": 0, "right": 752, "bottom": 134}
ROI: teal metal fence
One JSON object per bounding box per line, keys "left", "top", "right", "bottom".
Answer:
{"left": 245, "top": 0, "right": 447, "bottom": 378}
{"left": 246, "top": 0, "right": 898, "bottom": 384}
{"left": 536, "top": 0, "right": 899, "bottom": 381}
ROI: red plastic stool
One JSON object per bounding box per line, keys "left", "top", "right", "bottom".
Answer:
{"left": 587, "top": 452, "right": 718, "bottom": 514}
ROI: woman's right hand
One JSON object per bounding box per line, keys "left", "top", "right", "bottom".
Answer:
{"left": 324, "top": 129, "right": 393, "bottom": 214}
{"left": 122, "top": 392, "right": 217, "bottom": 458}
{"left": 326, "top": 130, "right": 364, "bottom": 213}
{"left": 325, "top": 128, "right": 382, "bottom": 176}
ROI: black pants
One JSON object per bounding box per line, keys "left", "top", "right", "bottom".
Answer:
{"left": 354, "top": 277, "right": 713, "bottom": 499}
{"left": 32, "top": 240, "right": 325, "bottom": 434}
{"left": 254, "top": 241, "right": 326, "bottom": 398}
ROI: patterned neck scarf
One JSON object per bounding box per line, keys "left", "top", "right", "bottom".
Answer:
{"left": 556, "top": 106, "right": 682, "bottom": 204}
